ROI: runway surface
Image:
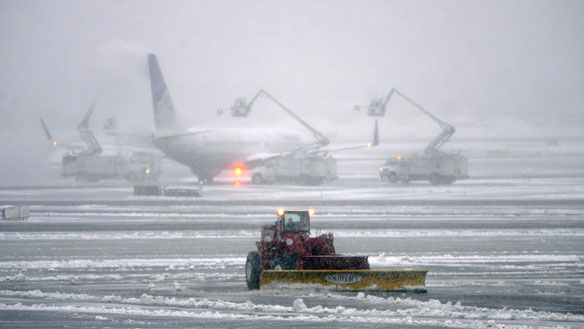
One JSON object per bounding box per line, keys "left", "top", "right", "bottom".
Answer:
{"left": 1, "top": 139, "right": 583, "bottom": 328}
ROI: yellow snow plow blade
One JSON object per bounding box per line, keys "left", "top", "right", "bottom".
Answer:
{"left": 260, "top": 269, "right": 427, "bottom": 291}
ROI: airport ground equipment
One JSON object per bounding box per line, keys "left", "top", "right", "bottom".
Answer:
{"left": 218, "top": 89, "right": 330, "bottom": 152}
{"left": 378, "top": 154, "right": 467, "bottom": 185}
{"left": 62, "top": 152, "right": 161, "bottom": 182}
{"left": 134, "top": 184, "right": 203, "bottom": 197}
{"left": 218, "top": 90, "right": 334, "bottom": 185}
{"left": 249, "top": 153, "right": 337, "bottom": 185}
{"left": 41, "top": 104, "right": 162, "bottom": 183}
{"left": 1, "top": 205, "right": 29, "bottom": 221}
{"left": 355, "top": 88, "right": 468, "bottom": 185}
{"left": 245, "top": 209, "right": 427, "bottom": 291}
{"left": 218, "top": 90, "right": 377, "bottom": 185}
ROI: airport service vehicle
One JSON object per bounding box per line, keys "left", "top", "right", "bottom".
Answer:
{"left": 134, "top": 184, "right": 202, "bottom": 197}
{"left": 355, "top": 88, "right": 468, "bottom": 185}
{"left": 249, "top": 153, "right": 337, "bottom": 185}
{"left": 62, "top": 152, "right": 161, "bottom": 183}
{"left": 1, "top": 205, "right": 30, "bottom": 221}
{"left": 245, "top": 209, "right": 427, "bottom": 290}
{"left": 42, "top": 103, "right": 162, "bottom": 183}
{"left": 220, "top": 90, "right": 376, "bottom": 186}
{"left": 379, "top": 153, "right": 467, "bottom": 185}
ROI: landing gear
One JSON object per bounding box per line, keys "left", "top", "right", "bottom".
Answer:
{"left": 197, "top": 173, "right": 214, "bottom": 185}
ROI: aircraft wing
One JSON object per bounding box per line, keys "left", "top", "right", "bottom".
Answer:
{"left": 153, "top": 130, "right": 216, "bottom": 140}
{"left": 310, "top": 119, "right": 379, "bottom": 153}
{"left": 243, "top": 120, "right": 378, "bottom": 166}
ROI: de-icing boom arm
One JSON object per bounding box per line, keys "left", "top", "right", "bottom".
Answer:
{"left": 76, "top": 102, "right": 103, "bottom": 156}
{"left": 220, "top": 89, "right": 330, "bottom": 150}
{"left": 356, "top": 88, "right": 455, "bottom": 154}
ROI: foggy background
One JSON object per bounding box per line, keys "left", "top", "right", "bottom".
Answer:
{"left": 1, "top": 0, "right": 583, "bottom": 182}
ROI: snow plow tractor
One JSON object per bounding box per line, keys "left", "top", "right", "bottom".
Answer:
{"left": 245, "top": 209, "right": 427, "bottom": 291}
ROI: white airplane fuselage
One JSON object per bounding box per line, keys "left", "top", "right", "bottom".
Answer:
{"left": 153, "top": 126, "right": 308, "bottom": 178}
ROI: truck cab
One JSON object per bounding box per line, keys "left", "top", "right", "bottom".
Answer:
{"left": 379, "top": 156, "right": 410, "bottom": 183}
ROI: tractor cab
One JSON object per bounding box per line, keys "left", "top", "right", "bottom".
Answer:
{"left": 279, "top": 210, "right": 311, "bottom": 232}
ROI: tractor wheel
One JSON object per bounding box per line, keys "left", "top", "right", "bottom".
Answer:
{"left": 245, "top": 251, "right": 260, "bottom": 290}
{"left": 252, "top": 173, "right": 264, "bottom": 185}
{"left": 388, "top": 172, "right": 398, "bottom": 183}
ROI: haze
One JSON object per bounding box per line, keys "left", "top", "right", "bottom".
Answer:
{"left": 1, "top": 0, "right": 583, "bottom": 182}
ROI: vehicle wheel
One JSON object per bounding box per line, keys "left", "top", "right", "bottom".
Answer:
{"left": 388, "top": 172, "right": 398, "bottom": 183}
{"left": 245, "top": 251, "right": 260, "bottom": 290}
{"left": 299, "top": 175, "right": 311, "bottom": 185}
{"left": 429, "top": 173, "right": 442, "bottom": 185}
{"left": 401, "top": 178, "right": 410, "bottom": 184}
{"left": 252, "top": 173, "right": 264, "bottom": 185}
{"left": 75, "top": 172, "right": 90, "bottom": 182}
{"left": 126, "top": 172, "right": 139, "bottom": 183}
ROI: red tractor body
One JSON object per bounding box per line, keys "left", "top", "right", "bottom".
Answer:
{"left": 246, "top": 210, "right": 369, "bottom": 289}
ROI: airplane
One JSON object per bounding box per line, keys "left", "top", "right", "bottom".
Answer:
{"left": 148, "top": 54, "right": 377, "bottom": 184}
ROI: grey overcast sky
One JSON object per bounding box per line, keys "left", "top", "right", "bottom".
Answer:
{"left": 1, "top": 0, "right": 583, "bottom": 140}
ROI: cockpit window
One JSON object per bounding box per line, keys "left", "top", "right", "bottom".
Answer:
{"left": 284, "top": 212, "right": 310, "bottom": 231}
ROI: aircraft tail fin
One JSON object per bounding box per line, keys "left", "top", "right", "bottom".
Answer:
{"left": 372, "top": 120, "right": 379, "bottom": 147}
{"left": 148, "top": 54, "right": 178, "bottom": 131}
{"left": 40, "top": 118, "right": 54, "bottom": 142}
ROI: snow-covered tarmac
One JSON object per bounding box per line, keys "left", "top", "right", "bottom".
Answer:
{"left": 1, "top": 139, "right": 583, "bottom": 328}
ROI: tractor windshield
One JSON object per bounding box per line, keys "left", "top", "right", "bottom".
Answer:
{"left": 283, "top": 212, "right": 310, "bottom": 232}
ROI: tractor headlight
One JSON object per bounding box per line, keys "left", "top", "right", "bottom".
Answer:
{"left": 286, "top": 238, "right": 293, "bottom": 246}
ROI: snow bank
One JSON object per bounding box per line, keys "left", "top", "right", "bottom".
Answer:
{"left": 1, "top": 289, "right": 582, "bottom": 324}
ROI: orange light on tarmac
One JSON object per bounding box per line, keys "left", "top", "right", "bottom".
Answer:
{"left": 235, "top": 181, "right": 241, "bottom": 186}
{"left": 234, "top": 167, "right": 243, "bottom": 176}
